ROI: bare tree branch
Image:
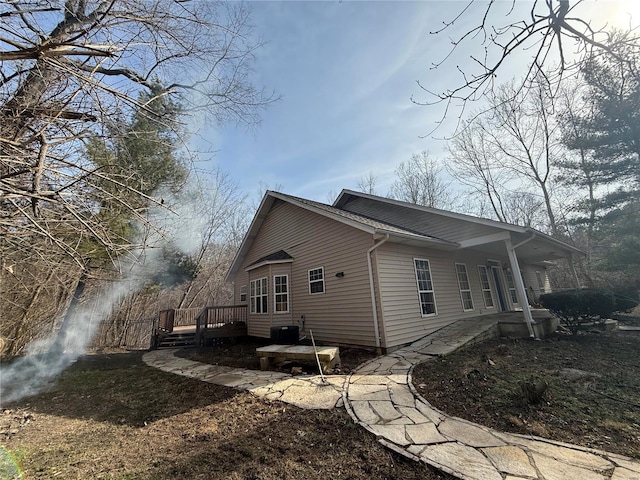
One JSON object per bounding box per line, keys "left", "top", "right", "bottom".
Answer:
{"left": 417, "top": 0, "right": 640, "bottom": 133}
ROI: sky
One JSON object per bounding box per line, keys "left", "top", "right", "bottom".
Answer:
{"left": 190, "top": 0, "right": 640, "bottom": 205}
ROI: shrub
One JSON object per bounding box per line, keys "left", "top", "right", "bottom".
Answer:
{"left": 612, "top": 288, "right": 640, "bottom": 313}
{"left": 539, "top": 289, "right": 616, "bottom": 335}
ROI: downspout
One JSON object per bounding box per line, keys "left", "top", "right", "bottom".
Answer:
{"left": 367, "top": 234, "right": 389, "bottom": 352}
{"left": 505, "top": 232, "right": 537, "bottom": 338}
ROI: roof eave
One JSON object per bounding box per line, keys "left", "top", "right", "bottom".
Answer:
{"left": 380, "top": 230, "right": 459, "bottom": 249}
{"left": 334, "top": 189, "right": 527, "bottom": 234}
{"left": 523, "top": 228, "right": 586, "bottom": 257}
{"left": 225, "top": 192, "right": 277, "bottom": 282}
{"left": 226, "top": 190, "right": 378, "bottom": 282}
{"left": 245, "top": 258, "right": 294, "bottom": 272}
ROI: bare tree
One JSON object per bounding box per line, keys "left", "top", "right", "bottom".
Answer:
{"left": 389, "top": 151, "right": 453, "bottom": 209}
{"left": 447, "top": 123, "right": 513, "bottom": 221}
{"left": 357, "top": 171, "right": 378, "bottom": 195}
{"left": 251, "top": 181, "right": 284, "bottom": 211}
{"left": 170, "top": 169, "right": 249, "bottom": 309}
{"left": 1, "top": 1, "right": 273, "bottom": 265}
{"left": 502, "top": 191, "right": 548, "bottom": 228}
{"left": 418, "top": 0, "right": 640, "bottom": 128}
{"left": 483, "top": 78, "right": 565, "bottom": 234}
{"left": 326, "top": 189, "right": 339, "bottom": 204}
{"left": 0, "top": 1, "right": 273, "bottom": 356}
{"left": 448, "top": 74, "right": 568, "bottom": 234}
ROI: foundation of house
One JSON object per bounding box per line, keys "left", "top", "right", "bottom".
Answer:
{"left": 497, "top": 309, "right": 559, "bottom": 339}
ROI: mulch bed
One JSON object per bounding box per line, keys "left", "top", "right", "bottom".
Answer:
{"left": 175, "top": 337, "right": 377, "bottom": 374}
{"left": 412, "top": 330, "right": 640, "bottom": 459}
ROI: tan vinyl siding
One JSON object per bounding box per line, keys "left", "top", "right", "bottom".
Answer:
{"left": 376, "top": 243, "right": 511, "bottom": 349}
{"left": 520, "top": 265, "right": 551, "bottom": 301}
{"left": 237, "top": 201, "right": 376, "bottom": 346}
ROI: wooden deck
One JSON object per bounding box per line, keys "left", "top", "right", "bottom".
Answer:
{"left": 153, "top": 306, "right": 247, "bottom": 348}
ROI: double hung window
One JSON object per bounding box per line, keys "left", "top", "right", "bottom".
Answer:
{"left": 414, "top": 259, "right": 436, "bottom": 316}
{"left": 477, "top": 266, "right": 494, "bottom": 308}
{"left": 274, "top": 275, "right": 289, "bottom": 313}
{"left": 308, "top": 267, "right": 325, "bottom": 294}
{"left": 504, "top": 270, "right": 519, "bottom": 304}
{"left": 240, "top": 285, "right": 247, "bottom": 302}
{"left": 250, "top": 277, "right": 268, "bottom": 314}
{"left": 455, "top": 263, "right": 474, "bottom": 311}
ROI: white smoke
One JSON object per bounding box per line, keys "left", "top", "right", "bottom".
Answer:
{"left": 0, "top": 178, "right": 213, "bottom": 405}
{"left": 0, "top": 279, "right": 138, "bottom": 404}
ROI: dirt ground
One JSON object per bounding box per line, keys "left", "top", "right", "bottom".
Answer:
{"left": 412, "top": 329, "right": 640, "bottom": 459}
{"left": 175, "top": 337, "right": 378, "bottom": 374}
{"left": 1, "top": 350, "right": 450, "bottom": 480}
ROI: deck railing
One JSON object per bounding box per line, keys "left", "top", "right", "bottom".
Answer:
{"left": 153, "top": 305, "right": 247, "bottom": 348}
{"left": 157, "top": 309, "right": 175, "bottom": 333}
{"left": 195, "top": 305, "right": 247, "bottom": 331}
{"left": 195, "top": 305, "right": 247, "bottom": 344}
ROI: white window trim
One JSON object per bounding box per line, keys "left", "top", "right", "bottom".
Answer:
{"left": 273, "top": 274, "right": 290, "bottom": 314}
{"left": 250, "top": 277, "right": 268, "bottom": 314}
{"left": 414, "top": 258, "right": 437, "bottom": 317}
{"left": 477, "top": 265, "right": 495, "bottom": 309}
{"left": 308, "top": 267, "right": 325, "bottom": 295}
{"left": 455, "top": 263, "right": 474, "bottom": 312}
{"left": 239, "top": 285, "right": 247, "bottom": 303}
{"left": 536, "top": 271, "right": 545, "bottom": 292}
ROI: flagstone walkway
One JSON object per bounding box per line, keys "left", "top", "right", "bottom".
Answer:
{"left": 143, "top": 319, "right": 640, "bottom": 480}
{"left": 143, "top": 349, "right": 346, "bottom": 410}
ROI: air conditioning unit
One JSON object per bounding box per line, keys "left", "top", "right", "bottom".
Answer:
{"left": 270, "top": 325, "right": 299, "bottom": 344}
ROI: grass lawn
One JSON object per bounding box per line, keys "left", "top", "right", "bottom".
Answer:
{"left": 1, "top": 351, "right": 450, "bottom": 480}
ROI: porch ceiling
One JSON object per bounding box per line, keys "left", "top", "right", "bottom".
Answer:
{"left": 464, "top": 231, "right": 579, "bottom": 263}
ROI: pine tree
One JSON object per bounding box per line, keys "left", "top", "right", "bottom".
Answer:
{"left": 566, "top": 31, "right": 640, "bottom": 210}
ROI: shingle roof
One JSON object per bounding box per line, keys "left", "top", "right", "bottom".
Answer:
{"left": 277, "top": 192, "right": 454, "bottom": 244}
{"left": 247, "top": 249, "right": 293, "bottom": 268}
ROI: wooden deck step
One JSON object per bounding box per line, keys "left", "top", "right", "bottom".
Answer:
{"left": 158, "top": 332, "right": 196, "bottom": 348}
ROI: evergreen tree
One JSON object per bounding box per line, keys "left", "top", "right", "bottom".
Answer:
{"left": 566, "top": 31, "right": 640, "bottom": 210}
{"left": 85, "top": 84, "right": 188, "bottom": 250}
{"left": 560, "top": 31, "right": 640, "bottom": 286}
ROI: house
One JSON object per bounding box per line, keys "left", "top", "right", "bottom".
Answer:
{"left": 226, "top": 190, "right": 583, "bottom": 352}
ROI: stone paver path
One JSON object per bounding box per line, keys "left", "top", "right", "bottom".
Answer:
{"left": 344, "top": 318, "right": 640, "bottom": 480}
{"left": 143, "top": 349, "right": 345, "bottom": 409}
{"left": 144, "top": 319, "right": 640, "bottom": 480}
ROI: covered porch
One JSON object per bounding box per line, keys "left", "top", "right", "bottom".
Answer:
{"left": 458, "top": 229, "right": 583, "bottom": 338}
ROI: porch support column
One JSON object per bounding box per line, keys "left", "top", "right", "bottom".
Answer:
{"left": 504, "top": 238, "right": 536, "bottom": 339}
{"left": 567, "top": 253, "right": 582, "bottom": 288}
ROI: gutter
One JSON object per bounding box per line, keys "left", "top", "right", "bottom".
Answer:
{"left": 367, "top": 234, "right": 389, "bottom": 352}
